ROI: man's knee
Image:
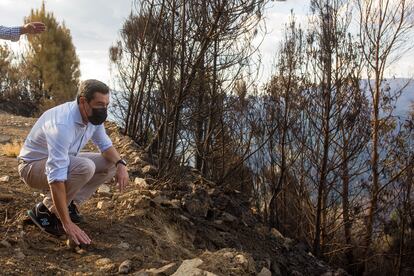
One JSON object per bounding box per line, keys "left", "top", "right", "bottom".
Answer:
{"left": 70, "top": 158, "right": 96, "bottom": 181}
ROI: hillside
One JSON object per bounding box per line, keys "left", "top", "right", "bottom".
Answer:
{"left": 0, "top": 112, "right": 347, "bottom": 275}
{"left": 388, "top": 78, "right": 414, "bottom": 117}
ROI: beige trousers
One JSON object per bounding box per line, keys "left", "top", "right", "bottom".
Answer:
{"left": 18, "top": 152, "right": 116, "bottom": 212}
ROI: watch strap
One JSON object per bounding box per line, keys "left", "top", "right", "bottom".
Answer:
{"left": 115, "top": 159, "right": 127, "bottom": 167}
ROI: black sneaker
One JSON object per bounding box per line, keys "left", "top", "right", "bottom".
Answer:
{"left": 68, "top": 201, "right": 83, "bottom": 224}
{"left": 27, "top": 202, "right": 65, "bottom": 237}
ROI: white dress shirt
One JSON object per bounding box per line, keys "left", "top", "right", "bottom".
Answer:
{"left": 18, "top": 100, "right": 113, "bottom": 184}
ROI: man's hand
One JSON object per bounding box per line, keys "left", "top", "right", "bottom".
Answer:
{"left": 115, "top": 164, "right": 129, "bottom": 192}
{"left": 63, "top": 221, "right": 91, "bottom": 245}
{"left": 21, "top": 22, "right": 46, "bottom": 35}
{"left": 50, "top": 181, "right": 91, "bottom": 245}
{"left": 101, "top": 146, "right": 130, "bottom": 192}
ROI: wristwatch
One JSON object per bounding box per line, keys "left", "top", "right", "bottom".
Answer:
{"left": 115, "top": 159, "right": 127, "bottom": 167}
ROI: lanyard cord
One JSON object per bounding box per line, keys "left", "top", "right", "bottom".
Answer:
{"left": 76, "top": 124, "right": 88, "bottom": 155}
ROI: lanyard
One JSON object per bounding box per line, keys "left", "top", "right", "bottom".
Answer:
{"left": 76, "top": 124, "right": 88, "bottom": 155}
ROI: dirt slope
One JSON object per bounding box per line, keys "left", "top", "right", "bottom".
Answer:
{"left": 0, "top": 112, "right": 347, "bottom": 275}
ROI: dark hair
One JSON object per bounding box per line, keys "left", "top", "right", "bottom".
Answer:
{"left": 76, "top": 79, "right": 109, "bottom": 103}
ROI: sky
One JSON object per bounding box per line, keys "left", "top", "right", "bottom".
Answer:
{"left": 1, "top": 0, "right": 414, "bottom": 86}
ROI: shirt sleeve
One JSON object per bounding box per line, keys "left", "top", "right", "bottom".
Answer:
{"left": 0, "top": 26, "right": 21, "bottom": 42}
{"left": 91, "top": 124, "right": 113, "bottom": 152}
{"left": 43, "top": 123, "right": 74, "bottom": 184}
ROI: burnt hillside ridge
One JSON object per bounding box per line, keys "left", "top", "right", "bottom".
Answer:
{"left": 0, "top": 112, "right": 347, "bottom": 275}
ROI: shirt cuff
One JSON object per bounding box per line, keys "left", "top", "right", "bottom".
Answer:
{"left": 100, "top": 142, "right": 113, "bottom": 153}
{"left": 47, "top": 167, "right": 68, "bottom": 184}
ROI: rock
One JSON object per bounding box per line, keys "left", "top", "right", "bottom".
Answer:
{"left": 134, "top": 177, "right": 148, "bottom": 188}
{"left": 152, "top": 195, "right": 180, "bottom": 209}
{"left": 118, "top": 241, "right": 130, "bottom": 249}
{"left": 270, "top": 228, "right": 284, "bottom": 240}
{"left": 66, "top": 239, "right": 79, "bottom": 251}
{"left": 271, "top": 261, "right": 282, "bottom": 276}
{"left": 223, "top": 252, "right": 234, "bottom": 259}
{"left": 0, "top": 240, "right": 11, "bottom": 248}
{"left": 96, "top": 201, "right": 104, "bottom": 210}
{"left": 96, "top": 200, "right": 112, "bottom": 210}
{"left": 291, "top": 271, "right": 303, "bottom": 276}
{"left": 139, "top": 189, "right": 159, "bottom": 198}
{"left": 132, "top": 156, "right": 148, "bottom": 166}
{"left": 172, "top": 258, "right": 217, "bottom": 276}
{"left": 179, "top": 215, "right": 190, "bottom": 222}
{"left": 76, "top": 248, "right": 87, "bottom": 255}
{"left": 15, "top": 251, "right": 25, "bottom": 260}
{"left": 142, "top": 165, "right": 158, "bottom": 176}
{"left": 168, "top": 199, "right": 181, "bottom": 209}
{"left": 283, "top": 237, "right": 294, "bottom": 250}
{"left": 95, "top": 258, "right": 116, "bottom": 272}
{"left": 14, "top": 248, "right": 25, "bottom": 260}
{"left": 152, "top": 195, "right": 169, "bottom": 205}
{"left": 145, "top": 262, "right": 177, "bottom": 275}
{"left": 96, "top": 258, "right": 112, "bottom": 266}
{"left": 0, "top": 175, "right": 10, "bottom": 182}
{"left": 148, "top": 190, "right": 159, "bottom": 197}
{"left": 134, "top": 195, "right": 152, "bottom": 209}
{"left": 97, "top": 184, "right": 111, "bottom": 196}
{"left": 119, "top": 260, "right": 132, "bottom": 274}
{"left": 235, "top": 254, "right": 248, "bottom": 266}
{"left": 182, "top": 189, "right": 211, "bottom": 217}
{"left": 221, "top": 212, "right": 238, "bottom": 223}
{"left": 0, "top": 134, "right": 11, "bottom": 144}
{"left": 258, "top": 267, "right": 272, "bottom": 276}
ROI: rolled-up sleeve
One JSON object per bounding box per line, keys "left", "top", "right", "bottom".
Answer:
{"left": 43, "top": 123, "right": 73, "bottom": 184}
{"left": 91, "top": 124, "right": 113, "bottom": 152}
{"left": 0, "top": 26, "right": 21, "bottom": 42}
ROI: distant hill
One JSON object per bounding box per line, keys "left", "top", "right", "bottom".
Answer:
{"left": 389, "top": 78, "right": 414, "bottom": 117}
{"left": 361, "top": 78, "right": 414, "bottom": 118}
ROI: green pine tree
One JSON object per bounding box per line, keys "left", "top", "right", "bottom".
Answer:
{"left": 23, "top": 2, "right": 80, "bottom": 112}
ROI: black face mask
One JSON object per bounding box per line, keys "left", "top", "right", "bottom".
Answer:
{"left": 87, "top": 105, "right": 107, "bottom": 125}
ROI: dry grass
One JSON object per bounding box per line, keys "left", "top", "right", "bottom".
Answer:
{"left": 0, "top": 142, "right": 22, "bottom": 157}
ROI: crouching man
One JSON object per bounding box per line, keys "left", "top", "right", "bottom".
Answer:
{"left": 17, "top": 79, "right": 129, "bottom": 245}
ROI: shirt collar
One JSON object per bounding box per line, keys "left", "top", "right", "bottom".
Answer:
{"left": 72, "top": 100, "right": 87, "bottom": 126}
